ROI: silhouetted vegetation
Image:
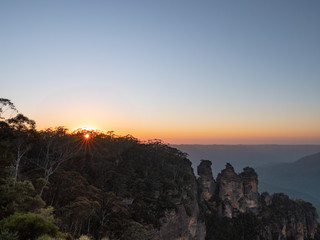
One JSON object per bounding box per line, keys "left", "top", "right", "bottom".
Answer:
{"left": 205, "top": 211, "right": 260, "bottom": 240}
{"left": 0, "top": 99, "right": 195, "bottom": 239}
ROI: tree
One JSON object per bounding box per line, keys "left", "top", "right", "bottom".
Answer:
{"left": 96, "top": 192, "right": 129, "bottom": 239}
{"left": 0, "top": 99, "right": 35, "bottom": 181}
{"left": 0, "top": 141, "right": 13, "bottom": 183}
{"left": 7, "top": 114, "right": 35, "bottom": 132}
{"left": 0, "top": 98, "right": 17, "bottom": 120}
{"left": 7, "top": 114, "right": 36, "bottom": 180}
{"left": 58, "top": 196, "right": 100, "bottom": 237}
{"left": 33, "top": 127, "right": 78, "bottom": 196}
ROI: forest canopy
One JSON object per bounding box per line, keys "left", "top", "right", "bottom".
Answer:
{"left": 0, "top": 98, "right": 193, "bottom": 240}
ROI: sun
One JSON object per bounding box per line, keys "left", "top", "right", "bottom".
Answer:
{"left": 84, "top": 133, "right": 90, "bottom": 139}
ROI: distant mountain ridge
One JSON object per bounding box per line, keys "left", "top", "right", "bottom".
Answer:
{"left": 172, "top": 144, "right": 320, "bottom": 175}
{"left": 293, "top": 152, "right": 320, "bottom": 169}
{"left": 257, "top": 151, "right": 320, "bottom": 215}
{"left": 259, "top": 181, "right": 320, "bottom": 215}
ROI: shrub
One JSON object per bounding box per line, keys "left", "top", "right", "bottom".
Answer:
{"left": 36, "top": 234, "right": 65, "bottom": 240}
{"left": 0, "top": 212, "right": 59, "bottom": 240}
{"left": 0, "top": 229, "right": 19, "bottom": 240}
{"left": 78, "top": 235, "right": 92, "bottom": 240}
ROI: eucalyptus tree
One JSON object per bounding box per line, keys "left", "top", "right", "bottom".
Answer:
{"left": 0, "top": 99, "right": 35, "bottom": 180}
{"left": 7, "top": 114, "right": 36, "bottom": 180}
{"left": 33, "top": 127, "right": 79, "bottom": 196}
{"left": 0, "top": 98, "right": 17, "bottom": 120}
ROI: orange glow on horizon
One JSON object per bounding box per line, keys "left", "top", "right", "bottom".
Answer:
{"left": 27, "top": 83, "right": 320, "bottom": 145}
{"left": 116, "top": 125, "right": 320, "bottom": 145}
{"left": 34, "top": 120, "right": 320, "bottom": 145}
{"left": 77, "top": 126, "right": 98, "bottom": 131}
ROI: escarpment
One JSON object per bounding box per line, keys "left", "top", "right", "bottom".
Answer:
{"left": 199, "top": 161, "right": 259, "bottom": 218}
{"left": 156, "top": 159, "right": 206, "bottom": 240}
{"left": 197, "top": 160, "right": 319, "bottom": 240}
{"left": 197, "top": 160, "right": 216, "bottom": 201}
{"left": 259, "top": 192, "right": 319, "bottom": 240}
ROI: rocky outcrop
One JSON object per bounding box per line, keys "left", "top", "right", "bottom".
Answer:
{"left": 216, "top": 163, "right": 245, "bottom": 217}
{"left": 199, "top": 162, "right": 259, "bottom": 218}
{"left": 159, "top": 201, "right": 206, "bottom": 240}
{"left": 197, "top": 160, "right": 216, "bottom": 201}
{"left": 156, "top": 165, "right": 206, "bottom": 240}
{"left": 239, "top": 166, "right": 259, "bottom": 214}
{"left": 197, "top": 160, "right": 319, "bottom": 240}
{"left": 259, "top": 193, "right": 319, "bottom": 240}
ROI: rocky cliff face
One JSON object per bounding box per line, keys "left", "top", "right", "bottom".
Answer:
{"left": 153, "top": 162, "right": 206, "bottom": 240}
{"left": 259, "top": 193, "right": 319, "bottom": 240}
{"left": 216, "top": 163, "right": 245, "bottom": 217}
{"left": 203, "top": 162, "right": 259, "bottom": 218}
{"left": 197, "top": 160, "right": 216, "bottom": 201}
{"left": 240, "top": 166, "right": 259, "bottom": 214}
{"left": 197, "top": 160, "right": 319, "bottom": 240}
{"left": 158, "top": 198, "right": 206, "bottom": 240}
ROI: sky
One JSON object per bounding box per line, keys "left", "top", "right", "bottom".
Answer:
{"left": 1, "top": 0, "right": 320, "bottom": 144}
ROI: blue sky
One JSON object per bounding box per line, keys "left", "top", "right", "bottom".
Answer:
{"left": 1, "top": 0, "right": 320, "bottom": 144}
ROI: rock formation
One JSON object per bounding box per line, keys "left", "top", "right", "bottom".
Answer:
{"left": 239, "top": 166, "right": 259, "bottom": 214}
{"left": 216, "top": 163, "right": 245, "bottom": 217}
{"left": 198, "top": 162, "right": 259, "bottom": 218}
{"left": 159, "top": 201, "right": 206, "bottom": 240}
{"left": 197, "top": 160, "right": 320, "bottom": 240}
{"left": 259, "top": 192, "right": 319, "bottom": 240}
{"left": 197, "top": 160, "right": 216, "bottom": 201}
{"left": 158, "top": 176, "right": 206, "bottom": 240}
{"left": 148, "top": 160, "right": 207, "bottom": 240}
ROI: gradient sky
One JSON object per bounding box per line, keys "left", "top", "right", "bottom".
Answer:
{"left": 1, "top": 0, "right": 320, "bottom": 144}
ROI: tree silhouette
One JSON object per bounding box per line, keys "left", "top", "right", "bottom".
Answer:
{"left": 7, "top": 114, "right": 36, "bottom": 180}
{"left": 33, "top": 127, "right": 78, "bottom": 196}
{"left": 0, "top": 98, "right": 17, "bottom": 120}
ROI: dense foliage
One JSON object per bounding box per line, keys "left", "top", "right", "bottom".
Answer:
{"left": 205, "top": 211, "right": 260, "bottom": 240}
{"left": 0, "top": 213, "right": 59, "bottom": 240}
{"left": 0, "top": 98, "right": 195, "bottom": 239}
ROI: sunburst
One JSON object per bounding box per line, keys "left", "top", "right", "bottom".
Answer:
{"left": 70, "top": 129, "right": 103, "bottom": 174}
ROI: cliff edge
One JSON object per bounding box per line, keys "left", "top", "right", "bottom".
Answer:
{"left": 198, "top": 160, "right": 319, "bottom": 240}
